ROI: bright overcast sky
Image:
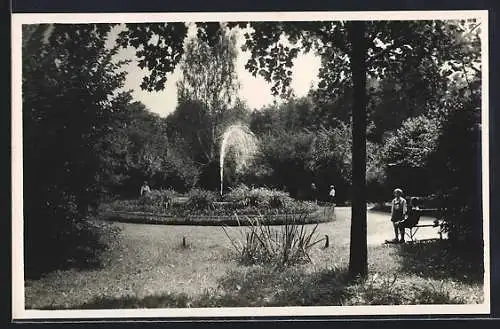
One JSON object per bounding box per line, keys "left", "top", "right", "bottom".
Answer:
{"left": 111, "top": 24, "right": 321, "bottom": 117}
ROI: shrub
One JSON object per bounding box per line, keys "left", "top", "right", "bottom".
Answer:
{"left": 222, "top": 213, "right": 325, "bottom": 267}
{"left": 268, "top": 190, "right": 293, "bottom": 209}
{"left": 225, "top": 186, "right": 297, "bottom": 210}
{"left": 100, "top": 186, "right": 322, "bottom": 222}
{"left": 139, "top": 189, "right": 177, "bottom": 213}
{"left": 186, "top": 188, "right": 218, "bottom": 210}
{"left": 65, "top": 219, "right": 122, "bottom": 268}
{"left": 23, "top": 25, "right": 130, "bottom": 278}
{"left": 224, "top": 184, "right": 251, "bottom": 208}
{"left": 284, "top": 200, "right": 319, "bottom": 214}
{"left": 246, "top": 187, "right": 272, "bottom": 208}
{"left": 100, "top": 189, "right": 178, "bottom": 214}
{"left": 101, "top": 187, "right": 321, "bottom": 220}
{"left": 25, "top": 205, "right": 122, "bottom": 278}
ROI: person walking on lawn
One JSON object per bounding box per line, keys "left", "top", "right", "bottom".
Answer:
{"left": 390, "top": 188, "right": 407, "bottom": 243}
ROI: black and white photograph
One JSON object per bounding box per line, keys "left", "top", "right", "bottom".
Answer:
{"left": 11, "top": 10, "right": 490, "bottom": 319}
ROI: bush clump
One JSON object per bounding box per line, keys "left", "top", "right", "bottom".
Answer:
{"left": 100, "top": 189, "right": 179, "bottom": 214}
{"left": 25, "top": 210, "right": 121, "bottom": 278}
{"left": 186, "top": 188, "right": 218, "bottom": 211}
{"left": 222, "top": 213, "right": 325, "bottom": 267}
{"left": 224, "top": 185, "right": 296, "bottom": 210}
{"left": 139, "top": 189, "right": 177, "bottom": 213}
{"left": 99, "top": 186, "right": 322, "bottom": 220}
{"left": 223, "top": 184, "right": 251, "bottom": 207}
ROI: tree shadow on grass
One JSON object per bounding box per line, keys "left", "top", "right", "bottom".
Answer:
{"left": 58, "top": 266, "right": 350, "bottom": 310}
{"left": 208, "top": 263, "right": 473, "bottom": 306}
{"left": 25, "top": 219, "right": 121, "bottom": 280}
{"left": 59, "top": 261, "right": 469, "bottom": 310}
{"left": 207, "top": 265, "right": 350, "bottom": 307}
{"left": 396, "top": 239, "right": 483, "bottom": 284}
{"left": 38, "top": 293, "right": 192, "bottom": 310}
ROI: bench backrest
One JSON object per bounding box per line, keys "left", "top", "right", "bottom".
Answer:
{"left": 404, "top": 209, "right": 421, "bottom": 227}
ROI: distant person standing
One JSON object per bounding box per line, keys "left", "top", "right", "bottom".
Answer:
{"left": 140, "top": 181, "right": 151, "bottom": 197}
{"left": 329, "top": 185, "right": 336, "bottom": 206}
{"left": 311, "top": 183, "right": 318, "bottom": 203}
{"left": 390, "top": 188, "right": 407, "bottom": 243}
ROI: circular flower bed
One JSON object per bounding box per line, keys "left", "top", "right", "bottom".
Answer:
{"left": 99, "top": 186, "right": 335, "bottom": 225}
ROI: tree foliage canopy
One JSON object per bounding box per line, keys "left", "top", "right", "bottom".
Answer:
{"left": 23, "top": 23, "right": 132, "bottom": 274}
{"left": 177, "top": 27, "right": 240, "bottom": 114}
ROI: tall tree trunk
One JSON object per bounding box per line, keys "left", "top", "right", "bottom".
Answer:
{"left": 348, "top": 21, "right": 368, "bottom": 279}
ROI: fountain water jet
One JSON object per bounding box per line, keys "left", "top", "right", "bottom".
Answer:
{"left": 219, "top": 124, "right": 258, "bottom": 196}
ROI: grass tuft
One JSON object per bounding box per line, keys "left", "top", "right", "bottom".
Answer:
{"left": 222, "top": 212, "right": 326, "bottom": 267}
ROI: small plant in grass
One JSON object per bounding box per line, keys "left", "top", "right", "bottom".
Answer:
{"left": 344, "top": 274, "right": 468, "bottom": 305}
{"left": 362, "top": 273, "right": 400, "bottom": 304}
{"left": 345, "top": 273, "right": 403, "bottom": 305}
{"left": 222, "top": 212, "right": 325, "bottom": 267}
{"left": 415, "top": 280, "right": 464, "bottom": 304}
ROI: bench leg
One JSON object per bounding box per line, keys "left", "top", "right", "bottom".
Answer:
{"left": 405, "top": 228, "right": 412, "bottom": 242}
{"left": 404, "top": 229, "right": 410, "bottom": 241}
{"left": 409, "top": 227, "right": 419, "bottom": 242}
{"left": 438, "top": 225, "right": 444, "bottom": 239}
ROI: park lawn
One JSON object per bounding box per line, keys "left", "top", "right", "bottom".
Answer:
{"left": 25, "top": 207, "right": 484, "bottom": 309}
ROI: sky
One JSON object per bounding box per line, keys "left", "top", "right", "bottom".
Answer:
{"left": 105, "top": 19, "right": 481, "bottom": 117}
{"left": 111, "top": 24, "right": 322, "bottom": 117}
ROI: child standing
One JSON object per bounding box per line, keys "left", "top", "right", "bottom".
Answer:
{"left": 390, "top": 188, "right": 407, "bottom": 243}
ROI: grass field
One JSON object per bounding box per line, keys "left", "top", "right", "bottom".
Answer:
{"left": 24, "top": 207, "right": 484, "bottom": 309}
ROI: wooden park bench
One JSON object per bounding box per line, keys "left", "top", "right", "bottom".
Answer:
{"left": 398, "top": 208, "right": 446, "bottom": 242}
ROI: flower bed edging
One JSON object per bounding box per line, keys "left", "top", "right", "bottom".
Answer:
{"left": 99, "top": 209, "right": 335, "bottom": 226}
